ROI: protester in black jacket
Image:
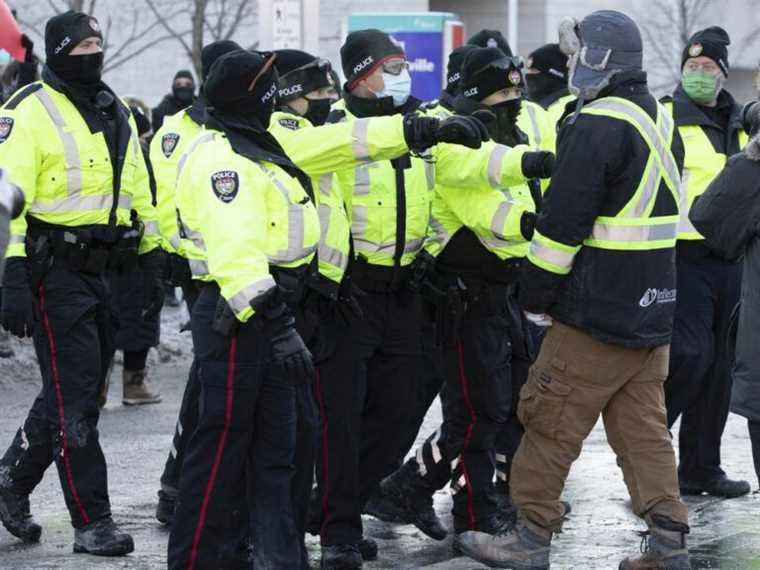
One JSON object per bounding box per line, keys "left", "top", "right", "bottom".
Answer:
{"left": 690, "top": 127, "right": 760, "bottom": 489}
{"left": 151, "top": 69, "right": 196, "bottom": 131}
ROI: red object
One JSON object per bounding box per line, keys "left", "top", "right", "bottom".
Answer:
{"left": 0, "top": 0, "right": 25, "bottom": 61}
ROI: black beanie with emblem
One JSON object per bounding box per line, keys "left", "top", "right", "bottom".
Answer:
{"left": 528, "top": 43, "right": 568, "bottom": 81}
{"left": 201, "top": 40, "right": 242, "bottom": 80}
{"left": 45, "top": 10, "right": 102, "bottom": 60}
{"left": 460, "top": 47, "right": 523, "bottom": 102}
{"left": 341, "top": 28, "right": 405, "bottom": 89}
{"left": 467, "top": 29, "right": 513, "bottom": 57}
{"left": 682, "top": 26, "right": 730, "bottom": 76}
{"left": 445, "top": 44, "right": 477, "bottom": 95}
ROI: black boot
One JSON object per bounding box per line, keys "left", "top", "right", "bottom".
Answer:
{"left": 73, "top": 517, "right": 134, "bottom": 556}
{"left": 679, "top": 476, "right": 750, "bottom": 498}
{"left": 0, "top": 486, "right": 41, "bottom": 543}
{"left": 372, "top": 460, "right": 447, "bottom": 541}
{"left": 320, "top": 544, "right": 362, "bottom": 569}
{"left": 155, "top": 489, "right": 175, "bottom": 525}
{"left": 358, "top": 537, "right": 378, "bottom": 561}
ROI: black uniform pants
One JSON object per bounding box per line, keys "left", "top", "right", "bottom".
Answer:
{"left": 167, "top": 286, "right": 299, "bottom": 570}
{"left": 0, "top": 264, "right": 113, "bottom": 528}
{"left": 314, "top": 288, "right": 421, "bottom": 546}
{"left": 665, "top": 254, "right": 741, "bottom": 483}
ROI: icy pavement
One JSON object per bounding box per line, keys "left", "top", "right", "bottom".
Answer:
{"left": 1, "top": 306, "right": 759, "bottom": 568}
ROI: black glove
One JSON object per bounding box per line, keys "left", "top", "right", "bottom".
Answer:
{"left": 140, "top": 248, "right": 167, "bottom": 320}
{"left": 403, "top": 114, "right": 490, "bottom": 152}
{"left": 20, "top": 34, "right": 33, "bottom": 63}
{"left": 520, "top": 211, "right": 537, "bottom": 241}
{"left": 168, "top": 253, "right": 192, "bottom": 287}
{"left": 305, "top": 274, "right": 364, "bottom": 327}
{"left": 1, "top": 258, "right": 34, "bottom": 338}
{"left": 255, "top": 293, "right": 314, "bottom": 382}
{"left": 742, "top": 101, "right": 760, "bottom": 137}
{"left": 521, "top": 151, "right": 555, "bottom": 179}
{"left": 407, "top": 249, "right": 436, "bottom": 293}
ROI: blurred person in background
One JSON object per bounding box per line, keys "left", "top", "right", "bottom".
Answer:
{"left": 151, "top": 69, "right": 196, "bottom": 131}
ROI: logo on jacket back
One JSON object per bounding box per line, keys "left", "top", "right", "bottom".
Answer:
{"left": 0, "top": 117, "right": 14, "bottom": 143}
{"left": 211, "top": 170, "right": 239, "bottom": 203}
{"left": 161, "top": 133, "right": 180, "bottom": 158}
{"left": 639, "top": 288, "right": 677, "bottom": 308}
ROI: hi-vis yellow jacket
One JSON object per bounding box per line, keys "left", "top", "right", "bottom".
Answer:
{"left": 0, "top": 81, "right": 161, "bottom": 258}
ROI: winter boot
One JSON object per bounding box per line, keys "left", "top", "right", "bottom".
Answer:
{"left": 155, "top": 489, "right": 176, "bottom": 525}
{"left": 358, "top": 537, "right": 378, "bottom": 561}
{"left": 73, "top": 516, "right": 134, "bottom": 556}
{"left": 0, "top": 486, "right": 41, "bottom": 543}
{"left": 0, "top": 329, "right": 14, "bottom": 358}
{"left": 363, "top": 486, "right": 406, "bottom": 523}
{"left": 122, "top": 369, "right": 162, "bottom": 406}
{"left": 619, "top": 516, "right": 691, "bottom": 570}
{"left": 679, "top": 476, "right": 750, "bottom": 499}
{"left": 372, "top": 460, "right": 447, "bottom": 541}
{"left": 454, "top": 516, "right": 552, "bottom": 570}
{"left": 320, "top": 544, "right": 363, "bottom": 569}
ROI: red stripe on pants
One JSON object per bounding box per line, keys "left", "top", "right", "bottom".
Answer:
{"left": 314, "top": 369, "right": 331, "bottom": 541}
{"left": 39, "top": 285, "right": 90, "bottom": 526}
{"left": 457, "top": 341, "right": 478, "bottom": 531}
{"left": 188, "top": 335, "right": 237, "bottom": 570}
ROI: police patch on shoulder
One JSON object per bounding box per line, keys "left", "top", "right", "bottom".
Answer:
{"left": 278, "top": 118, "right": 301, "bottom": 131}
{"left": 161, "top": 133, "right": 180, "bottom": 158}
{"left": 211, "top": 170, "right": 239, "bottom": 203}
{"left": 0, "top": 117, "right": 14, "bottom": 143}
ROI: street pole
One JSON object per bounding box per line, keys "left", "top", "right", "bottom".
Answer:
{"left": 508, "top": 0, "right": 518, "bottom": 53}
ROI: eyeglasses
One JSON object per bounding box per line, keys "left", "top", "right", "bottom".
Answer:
{"left": 684, "top": 60, "right": 720, "bottom": 74}
{"left": 472, "top": 55, "right": 523, "bottom": 77}
{"left": 382, "top": 59, "right": 409, "bottom": 76}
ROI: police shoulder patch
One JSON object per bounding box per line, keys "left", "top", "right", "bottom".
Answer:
{"left": 278, "top": 118, "right": 301, "bottom": 131}
{"left": 0, "top": 117, "right": 14, "bottom": 143}
{"left": 161, "top": 132, "right": 181, "bottom": 158}
{"left": 211, "top": 170, "right": 239, "bottom": 203}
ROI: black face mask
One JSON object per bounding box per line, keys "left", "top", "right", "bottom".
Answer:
{"left": 48, "top": 51, "right": 103, "bottom": 90}
{"left": 173, "top": 85, "right": 195, "bottom": 105}
{"left": 488, "top": 98, "right": 522, "bottom": 145}
{"left": 304, "top": 98, "right": 332, "bottom": 126}
{"left": 526, "top": 73, "right": 565, "bottom": 103}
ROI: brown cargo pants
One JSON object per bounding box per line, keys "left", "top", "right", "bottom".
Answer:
{"left": 510, "top": 321, "right": 689, "bottom": 532}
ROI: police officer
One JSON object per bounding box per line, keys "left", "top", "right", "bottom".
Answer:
{"left": 0, "top": 10, "right": 163, "bottom": 556}
{"left": 525, "top": 42, "right": 574, "bottom": 150}
{"left": 167, "top": 49, "right": 317, "bottom": 570}
{"left": 372, "top": 46, "right": 548, "bottom": 543}
{"left": 151, "top": 39, "right": 242, "bottom": 526}
{"left": 662, "top": 26, "right": 751, "bottom": 499}
{"left": 314, "top": 28, "right": 552, "bottom": 569}
{"left": 455, "top": 12, "right": 692, "bottom": 569}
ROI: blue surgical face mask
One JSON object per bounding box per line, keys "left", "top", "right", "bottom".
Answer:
{"left": 373, "top": 68, "right": 412, "bottom": 107}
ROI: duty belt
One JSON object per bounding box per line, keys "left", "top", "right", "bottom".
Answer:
{"left": 350, "top": 257, "right": 411, "bottom": 292}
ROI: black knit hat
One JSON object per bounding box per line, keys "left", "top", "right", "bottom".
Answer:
{"left": 460, "top": 47, "right": 523, "bottom": 102}
{"left": 445, "top": 44, "right": 476, "bottom": 94}
{"left": 201, "top": 40, "right": 241, "bottom": 80}
{"left": 682, "top": 26, "right": 730, "bottom": 76}
{"left": 173, "top": 69, "right": 194, "bottom": 83}
{"left": 45, "top": 10, "right": 102, "bottom": 59}
{"left": 275, "top": 49, "right": 333, "bottom": 103}
{"left": 467, "top": 29, "right": 513, "bottom": 57}
{"left": 203, "top": 49, "right": 278, "bottom": 114}
{"left": 341, "top": 29, "right": 404, "bottom": 88}
{"left": 527, "top": 43, "right": 568, "bottom": 81}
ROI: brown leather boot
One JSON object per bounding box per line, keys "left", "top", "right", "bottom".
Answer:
{"left": 122, "top": 369, "right": 162, "bottom": 406}
{"left": 619, "top": 516, "right": 691, "bottom": 570}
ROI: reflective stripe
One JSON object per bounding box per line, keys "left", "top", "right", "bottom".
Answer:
{"left": 450, "top": 475, "right": 467, "bottom": 495}
{"left": 257, "top": 164, "right": 316, "bottom": 265}
{"left": 317, "top": 203, "right": 347, "bottom": 270}
{"left": 353, "top": 165, "right": 371, "bottom": 196}
{"left": 491, "top": 201, "right": 512, "bottom": 238}
{"left": 9, "top": 235, "right": 25, "bottom": 244}
{"left": 188, "top": 258, "right": 209, "bottom": 277}
{"left": 34, "top": 89, "right": 82, "bottom": 197}
{"left": 495, "top": 453, "right": 507, "bottom": 464}
{"left": 588, "top": 219, "right": 677, "bottom": 244}
{"left": 583, "top": 98, "right": 679, "bottom": 194}
{"left": 176, "top": 133, "right": 214, "bottom": 184}
{"left": 143, "top": 220, "right": 159, "bottom": 236}
{"left": 427, "top": 214, "right": 451, "bottom": 250}
{"left": 431, "top": 428, "right": 443, "bottom": 464}
{"left": 487, "top": 145, "right": 509, "bottom": 188}
{"left": 424, "top": 160, "right": 435, "bottom": 190}
{"left": 496, "top": 470, "right": 508, "bottom": 482}
{"left": 529, "top": 240, "right": 577, "bottom": 274}
{"left": 30, "top": 192, "right": 131, "bottom": 214}
{"left": 318, "top": 174, "right": 332, "bottom": 198}
{"left": 677, "top": 168, "right": 700, "bottom": 236}
{"left": 352, "top": 205, "right": 368, "bottom": 240}
{"left": 169, "top": 232, "right": 182, "bottom": 251}
{"left": 525, "top": 104, "right": 542, "bottom": 147}
{"left": 416, "top": 447, "right": 427, "bottom": 477}
{"left": 227, "top": 277, "right": 277, "bottom": 315}
{"left": 625, "top": 158, "right": 659, "bottom": 218}
{"left": 351, "top": 118, "right": 372, "bottom": 162}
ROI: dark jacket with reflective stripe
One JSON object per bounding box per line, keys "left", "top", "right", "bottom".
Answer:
{"left": 519, "top": 72, "right": 685, "bottom": 348}
{"left": 689, "top": 137, "right": 760, "bottom": 420}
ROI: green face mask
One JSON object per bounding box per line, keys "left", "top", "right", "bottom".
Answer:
{"left": 682, "top": 70, "right": 720, "bottom": 105}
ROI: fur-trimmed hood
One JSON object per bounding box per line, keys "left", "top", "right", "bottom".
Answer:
{"left": 746, "top": 132, "right": 760, "bottom": 161}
